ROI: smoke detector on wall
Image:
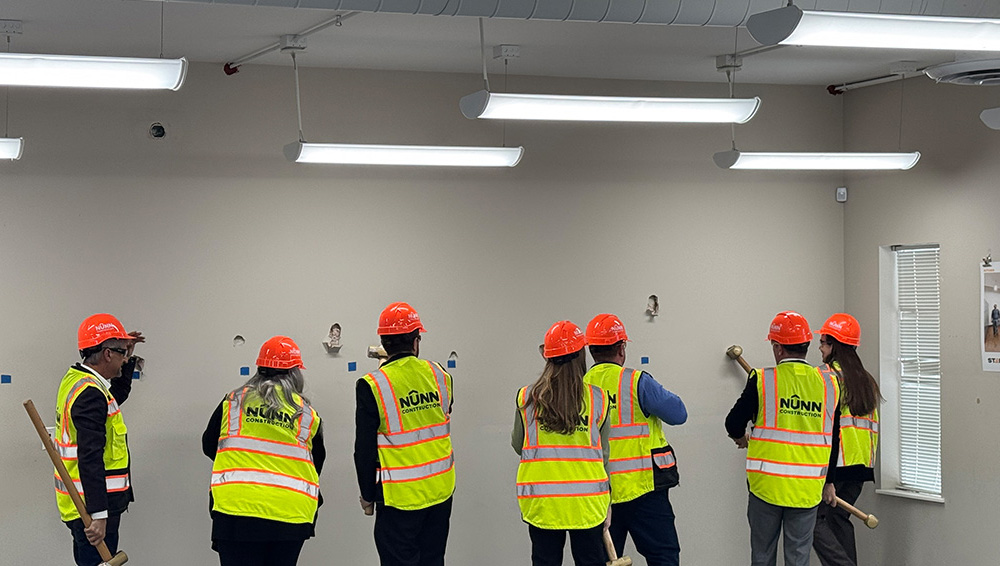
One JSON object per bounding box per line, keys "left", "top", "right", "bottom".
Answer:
{"left": 924, "top": 58, "right": 1000, "bottom": 86}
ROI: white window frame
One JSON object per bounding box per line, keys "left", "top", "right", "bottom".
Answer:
{"left": 876, "top": 244, "right": 944, "bottom": 503}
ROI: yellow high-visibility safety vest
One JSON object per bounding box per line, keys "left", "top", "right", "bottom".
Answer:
{"left": 363, "top": 357, "right": 456, "bottom": 511}
{"left": 584, "top": 364, "right": 673, "bottom": 504}
{"left": 831, "top": 363, "right": 880, "bottom": 468}
{"left": 746, "top": 363, "right": 840, "bottom": 508}
{"left": 211, "top": 385, "right": 321, "bottom": 524}
{"left": 54, "top": 367, "right": 131, "bottom": 522}
{"left": 516, "top": 383, "right": 611, "bottom": 530}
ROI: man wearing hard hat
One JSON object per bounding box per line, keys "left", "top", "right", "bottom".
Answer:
{"left": 354, "top": 302, "right": 456, "bottom": 566}
{"left": 54, "top": 314, "right": 144, "bottom": 566}
{"left": 725, "top": 311, "right": 842, "bottom": 566}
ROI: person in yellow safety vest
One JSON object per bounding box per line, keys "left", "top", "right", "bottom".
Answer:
{"left": 725, "top": 311, "right": 842, "bottom": 566}
{"left": 583, "top": 314, "right": 687, "bottom": 566}
{"left": 512, "top": 320, "right": 612, "bottom": 566}
{"left": 355, "top": 302, "right": 456, "bottom": 566}
{"left": 55, "top": 314, "right": 144, "bottom": 566}
{"left": 812, "top": 314, "right": 883, "bottom": 566}
{"left": 202, "top": 336, "right": 324, "bottom": 566}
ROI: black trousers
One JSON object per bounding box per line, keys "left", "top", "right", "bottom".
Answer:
{"left": 813, "top": 481, "right": 865, "bottom": 566}
{"left": 527, "top": 522, "right": 606, "bottom": 566}
{"left": 214, "top": 539, "right": 305, "bottom": 566}
{"left": 608, "top": 489, "right": 680, "bottom": 566}
{"left": 66, "top": 515, "right": 121, "bottom": 566}
{"left": 374, "top": 497, "right": 453, "bottom": 566}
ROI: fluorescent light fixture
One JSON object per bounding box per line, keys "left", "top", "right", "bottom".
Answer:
{"left": 748, "top": 5, "right": 1000, "bottom": 51}
{"left": 713, "top": 150, "right": 921, "bottom": 170}
{"left": 0, "top": 138, "right": 23, "bottom": 160}
{"left": 981, "top": 107, "right": 1000, "bottom": 130}
{"left": 284, "top": 141, "right": 524, "bottom": 167}
{"left": 460, "top": 90, "right": 760, "bottom": 123}
{"left": 0, "top": 53, "right": 187, "bottom": 90}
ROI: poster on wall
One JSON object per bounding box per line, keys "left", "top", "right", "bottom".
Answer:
{"left": 982, "top": 263, "right": 1000, "bottom": 372}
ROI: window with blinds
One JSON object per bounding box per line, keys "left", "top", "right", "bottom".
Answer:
{"left": 894, "top": 245, "right": 942, "bottom": 495}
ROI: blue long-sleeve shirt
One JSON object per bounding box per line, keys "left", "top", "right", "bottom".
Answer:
{"left": 637, "top": 371, "right": 687, "bottom": 425}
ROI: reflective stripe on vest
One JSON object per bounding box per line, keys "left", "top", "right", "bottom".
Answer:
{"left": 840, "top": 415, "right": 879, "bottom": 433}
{"left": 382, "top": 453, "right": 455, "bottom": 483}
{"left": 211, "top": 469, "right": 319, "bottom": 499}
{"left": 378, "top": 422, "right": 451, "bottom": 447}
{"left": 55, "top": 473, "right": 131, "bottom": 494}
{"left": 746, "top": 459, "right": 828, "bottom": 479}
{"left": 516, "top": 479, "right": 610, "bottom": 498}
{"left": 653, "top": 451, "right": 676, "bottom": 469}
{"left": 609, "top": 423, "right": 650, "bottom": 439}
{"left": 751, "top": 428, "right": 832, "bottom": 446}
{"left": 521, "top": 447, "right": 604, "bottom": 461}
{"left": 227, "top": 387, "right": 247, "bottom": 437}
{"left": 369, "top": 369, "right": 402, "bottom": 433}
{"left": 608, "top": 455, "right": 652, "bottom": 474}
{"left": 217, "top": 436, "right": 313, "bottom": 462}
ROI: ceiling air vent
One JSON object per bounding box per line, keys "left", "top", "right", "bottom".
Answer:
{"left": 925, "top": 59, "right": 1000, "bottom": 86}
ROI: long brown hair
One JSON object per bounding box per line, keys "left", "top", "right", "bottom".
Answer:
{"left": 526, "top": 354, "right": 588, "bottom": 435}
{"left": 824, "top": 336, "right": 883, "bottom": 416}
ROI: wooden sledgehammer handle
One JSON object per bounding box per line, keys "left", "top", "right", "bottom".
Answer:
{"left": 23, "top": 400, "right": 129, "bottom": 566}
{"left": 835, "top": 496, "right": 879, "bottom": 529}
{"left": 603, "top": 528, "right": 632, "bottom": 566}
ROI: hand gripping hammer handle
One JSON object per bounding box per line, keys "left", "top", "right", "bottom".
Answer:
{"left": 23, "top": 399, "right": 129, "bottom": 566}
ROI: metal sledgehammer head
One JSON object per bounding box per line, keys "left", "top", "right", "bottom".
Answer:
{"left": 101, "top": 551, "right": 128, "bottom": 566}
{"left": 608, "top": 558, "right": 632, "bottom": 566}
{"left": 725, "top": 344, "right": 743, "bottom": 359}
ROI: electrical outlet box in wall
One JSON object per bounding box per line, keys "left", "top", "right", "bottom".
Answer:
{"left": 836, "top": 187, "right": 848, "bottom": 203}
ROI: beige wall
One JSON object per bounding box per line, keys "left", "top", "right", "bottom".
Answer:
{"left": 845, "top": 77, "right": 1000, "bottom": 565}
{"left": 0, "top": 63, "right": 846, "bottom": 565}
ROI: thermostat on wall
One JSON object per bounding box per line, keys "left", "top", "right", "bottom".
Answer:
{"left": 836, "top": 187, "right": 848, "bottom": 203}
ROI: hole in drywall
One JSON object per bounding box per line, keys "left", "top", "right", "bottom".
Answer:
{"left": 233, "top": 335, "right": 245, "bottom": 347}
{"left": 646, "top": 295, "right": 659, "bottom": 317}
{"left": 324, "top": 323, "right": 342, "bottom": 353}
{"left": 148, "top": 122, "right": 166, "bottom": 139}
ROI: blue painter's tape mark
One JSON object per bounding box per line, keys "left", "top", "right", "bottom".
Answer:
{"left": 0, "top": 374, "right": 10, "bottom": 384}
{"left": 447, "top": 360, "right": 456, "bottom": 369}
{"left": 348, "top": 361, "right": 357, "bottom": 372}
{"left": 132, "top": 371, "right": 140, "bottom": 380}
{"left": 641, "top": 356, "right": 649, "bottom": 365}
{"left": 240, "top": 366, "right": 250, "bottom": 376}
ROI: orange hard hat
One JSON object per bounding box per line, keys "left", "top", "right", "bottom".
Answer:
{"left": 377, "top": 302, "right": 426, "bottom": 336}
{"left": 817, "top": 313, "right": 860, "bottom": 346}
{"left": 767, "top": 311, "right": 813, "bottom": 345}
{"left": 78, "top": 314, "right": 133, "bottom": 350}
{"left": 585, "top": 314, "right": 629, "bottom": 346}
{"left": 543, "top": 320, "right": 586, "bottom": 359}
{"left": 256, "top": 336, "right": 306, "bottom": 370}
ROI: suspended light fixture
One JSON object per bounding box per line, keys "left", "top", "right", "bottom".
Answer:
{"left": 284, "top": 142, "right": 522, "bottom": 167}
{"left": 0, "top": 53, "right": 187, "bottom": 90}
{"left": 713, "top": 150, "right": 920, "bottom": 170}
{"left": 748, "top": 5, "right": 1000, "bottom": 51}
{"left": 460, "top": 18, "right": 759, "bottom": 124}
{"left": 0, "top": 137, "right": 23, "bottom": 160}
{"left": 281, "top": 36, "right": 521, "bottom": 167}
{"left": 460, "top": 91, "right": 760, "bottom": 123}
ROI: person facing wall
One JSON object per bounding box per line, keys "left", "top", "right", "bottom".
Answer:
{"left": 55, "top": 313, "right": 143, "bottom": 566}
{"left": 812, "top": 314, "right": 882, "bottom": 566}
{"left": 355, "top": 302, "right": 456, "bottom": 566}
{"left": 583, "top": 313, "right": 687, "bottom": 566}
{"left": 202, "top": 335, "right": 324, "bottom": 566}
{"left": 512, "top": 320, "right": 611, "bottom": 566}
{"left": 725, "top": 311, "right": 842, "bottom": 566}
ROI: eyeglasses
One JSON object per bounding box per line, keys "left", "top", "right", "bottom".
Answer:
{"left": 819, "top": 340, "right": 832, "bottom": 346}
{"left": 105, "top": 347, "right": 128, "bottom": 356}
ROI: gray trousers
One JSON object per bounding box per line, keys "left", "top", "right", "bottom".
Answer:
{"left": 747, "top": 492, "right": 818, "bottom": 566}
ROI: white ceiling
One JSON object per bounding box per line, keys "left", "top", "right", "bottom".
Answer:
{"left": 3, "top": 0, "right": 1000, "bottom": 86}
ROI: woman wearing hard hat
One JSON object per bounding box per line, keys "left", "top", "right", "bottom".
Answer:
{"left": 511, "top": 321, "right": 612, "bottom": 566}
{"left": 812, "top": 314, "right": 882, "bottom": 566}
{"left": 202, "top": 336, "right": 325, "bottom": 566}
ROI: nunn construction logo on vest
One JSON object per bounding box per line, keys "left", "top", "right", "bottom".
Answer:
{"left": 779, "top": 395, "right": 822, "bottom": 418}
{"left": 399, "top": 389, "right": 440, "bottom": 414}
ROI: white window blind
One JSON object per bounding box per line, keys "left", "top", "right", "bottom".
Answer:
{"left": 895, "top": 245, "right": 942, "bottom": 495}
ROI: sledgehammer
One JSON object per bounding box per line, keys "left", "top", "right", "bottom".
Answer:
{"left": 723, "top": 347, "right": 880, "bottom": 529}
{"left": 603, "top": 528, "right": 631, "bottom": 566}
{"left": 23, "top": 400, "right": 129, "bottom": 566}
